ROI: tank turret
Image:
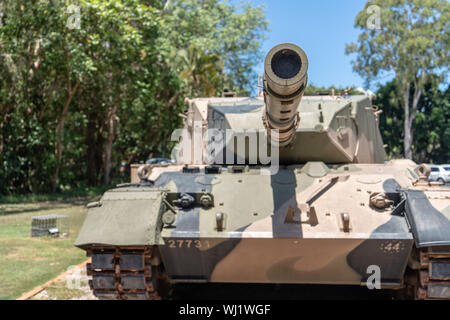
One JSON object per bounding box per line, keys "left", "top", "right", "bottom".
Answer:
{"left": 175, "top": 43, "right": 386, "bottom": 166}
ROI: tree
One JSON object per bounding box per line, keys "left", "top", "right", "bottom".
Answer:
{"left": 0, "top": 0, "right": 169, "bottom": 192}
{"left": 161, "top": 0, "right": 268, "bottom": 96}
{"left": 74, "top": 0, "right": 162, "bottom": 185}
{"left": 376, "top": 78, "right": 450, "bottom": 163}
{"left": 0, "top": 1, "right": 64, "bottom": 193}
{"left": 178, "top": 43, "right": 223, "bottom": 97}
{"left": 346, "top": 0, "right": 449, "bottom": 159}
{"left": 413, "top": 80, "right": 450, "bottom": 163}
{"left": 375, "top": 81, "right": 405, "bottom": 159}
{"left": 0, "top": 0, "right": 268, "bottom": 195}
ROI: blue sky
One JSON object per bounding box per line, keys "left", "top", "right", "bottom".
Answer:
{"left": 248, "top": 0, "right": 386, "bottom": 90}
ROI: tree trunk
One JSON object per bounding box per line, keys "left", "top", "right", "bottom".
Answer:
{"left": 50, "top": 78, "right": 80, "bottom": 191}
{"left": 402, "top": 70, "right": 425, "bottom": 161}
{"left": 0, "top": 115, "right": 5, "bottom": 155}
{"left": 402, "top": 82, "right": 413, "bottom": 160}
{"left": 103, "top": 102, "right": 119, "bottom": 185}
{"left": 0, "top": 104, "right": 13, "bottom": 155}
{"left": 167, "top": 90, "right": 185, "bottom": 111}
{"left": 86, "top": 113, "right": 99, "bottom": 186}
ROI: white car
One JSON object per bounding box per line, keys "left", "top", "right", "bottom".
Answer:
{"left": 429, "top": 165, "right": 450, "bottom": 184}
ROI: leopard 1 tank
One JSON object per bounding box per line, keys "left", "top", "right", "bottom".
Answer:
{"left": 75, "top": 43, "right": 450, "bottom": 300}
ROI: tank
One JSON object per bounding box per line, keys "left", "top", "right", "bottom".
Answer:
{"left": 75, "top": 43, "right": 450, "bottom": 300}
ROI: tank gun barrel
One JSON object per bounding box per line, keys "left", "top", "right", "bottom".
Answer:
{"left": 263, "top": 43, "right": 308, "bottom": 147}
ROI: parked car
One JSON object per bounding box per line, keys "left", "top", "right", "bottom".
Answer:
{"left": 429, "top": 165, "right": 450, "bottom": 184}
{"left": 441, "top": 165, "right": 450, "bottom": 183}
{"left": 145, "top": 158, "right": 175, "bottom": 165}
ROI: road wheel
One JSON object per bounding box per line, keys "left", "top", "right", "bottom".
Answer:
{"left": 438, "top": 178, "right": 445, "bottom": 185}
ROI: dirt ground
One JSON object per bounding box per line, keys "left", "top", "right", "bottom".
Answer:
{"left": 31, "top": 263, "right": 97, "bottom": 300}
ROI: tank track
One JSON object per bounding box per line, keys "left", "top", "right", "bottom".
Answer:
{"left": 81, "top": 245, "right": 450, "bottom": 300}
{"left": 84, "top": 246, "right": 162, "bottom": 300}
{"left": 415, "top": 247, "right": 450, "bottom": 300}
{"left": 410, "top": 247, "right": 450, "bottom": 300}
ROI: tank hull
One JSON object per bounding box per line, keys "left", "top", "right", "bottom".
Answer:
{"left": 74, "top": 44, "right": 450, "bottom": 300}
{"left": 76, "top": 161, "right": 450, "bottom": 299}
{"left": 159, "top": 238, "right": 412, "bottom": 287}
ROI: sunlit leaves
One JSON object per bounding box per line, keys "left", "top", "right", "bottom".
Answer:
{"left": 346, "top": 0, "right": 449, "bottom": 159}
{"left": 0, "top": 0, "right": 268, "bottom": 194}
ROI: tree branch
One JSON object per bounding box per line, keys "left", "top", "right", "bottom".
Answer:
{"left": 166, "top": 89, "right": 185, "bottom": 111}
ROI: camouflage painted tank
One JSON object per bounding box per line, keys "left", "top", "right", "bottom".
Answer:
{"left": 75, "top": 43, "right": 450, "bottom": 300}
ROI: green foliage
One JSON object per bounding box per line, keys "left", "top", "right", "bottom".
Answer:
{"left": 304, "top": 84, "right": 362, "bottom": 96}
{"left": 161, "top": 0, "right": 268, "bottom": 95}
{"left": 412, "top": 81, "right": 450, "bottom": 163}
{"left": 346, "top": 0, "right": 450, "bottom": 159}
{"left": 346, "top": 0, "right": 449, "bottom": 87}
{"left": 0, "top": 0, "right": 268, "bottom": 195}
{"left": 178, "top": 43, "right": 224, "bottom": 97}
{"left": 377, "top": 79, "right": 449, "bottom": 163}
{"left": 376, "top": 81, "right": 405, "bottom": 159}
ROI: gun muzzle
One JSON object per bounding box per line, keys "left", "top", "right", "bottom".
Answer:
{"left": 263, "top": 43, "right": 308, "bottom": 147}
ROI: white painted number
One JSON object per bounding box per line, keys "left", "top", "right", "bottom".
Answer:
{"left": 167, "top": 239, "right": 211, "bottom": 249}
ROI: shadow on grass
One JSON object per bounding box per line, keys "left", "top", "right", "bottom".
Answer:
{"left": 0, "top": 186, "right": 115, "bottom": 217}
{"left": 0, "top": 203, "right": 78, "bottom": 216}
{"left": 0, "top": 185, "right": 114, "bottom": 205}
{"left": 0, "top": 186, "right": 113, "bottom": 216}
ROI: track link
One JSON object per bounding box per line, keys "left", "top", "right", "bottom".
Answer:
{"left": 84, "top": 246, "right": 161, "bottom": 300}
{"left": 415, "top": 247, "right": 450, "bottom": 300}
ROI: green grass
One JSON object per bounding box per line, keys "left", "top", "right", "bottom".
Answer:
{"left": 0, "top": 201, "right": 89, "bottom": 300}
